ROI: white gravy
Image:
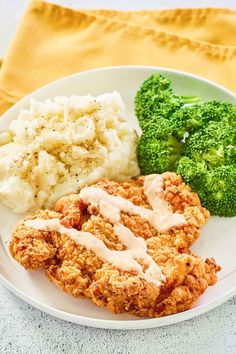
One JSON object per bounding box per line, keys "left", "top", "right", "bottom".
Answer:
{"left": 143, "top": 174, "right": 186, "bottom": 231}
{"left": 25, "top": 218, "right": 165, "bottom": 285}
{"left": 80, "top": 175, "right": 185, "bottom": 233}
{"left": 25, "top": 174, "right": 186, "bottom": 286}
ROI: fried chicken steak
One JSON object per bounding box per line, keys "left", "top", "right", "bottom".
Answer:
{"left": 9, "top": 173, "right": 220, "bottom": 318}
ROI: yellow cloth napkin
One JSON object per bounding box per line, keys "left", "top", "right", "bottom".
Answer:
{"left": 0, "top": 1, "right": 235, "bottom": 115}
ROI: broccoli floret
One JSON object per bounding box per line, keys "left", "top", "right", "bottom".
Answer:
{"left": 177, "top": 118, "right": 236, "bottom": 216}
{"left": 183, "top": 121, "right": 236, "bottom": 167}
{"left": 135, "top": 74, "right": 199, "bottom": 174}
{"left": 175, "top": 157, "right": 206, "bottom": 188}
{"left": 135, "top": 75, "right": 184, "bottom": 129}
{"left": 135, "top": 74, "right": 236, "bottom": 217}
{"left": 196, "top": 101, "right": 236, "bottom": 127}
{"left": 171, "top": 104, "right": 205, "bottom": 139}
{"left": 177, "top": 157, "right": 236, "bottom": 216}
{"left": 137, "top": 118, "right": 182, "bottom": 174}
{"left": 171, "top": 101, "right": 236, "bottom": 139}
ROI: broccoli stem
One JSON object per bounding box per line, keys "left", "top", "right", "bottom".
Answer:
{"left": 180, "top": 96, "right": 201, "bottom": 104}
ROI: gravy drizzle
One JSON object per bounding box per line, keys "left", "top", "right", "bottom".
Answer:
{"left": 25, "top": 175, "right": 186, "bottom": 286}
{"left": 80, "top": 175, "right": 186, "bottom": 233}
{"left": 25, "top": 218, "right": 165, "bottom": 285}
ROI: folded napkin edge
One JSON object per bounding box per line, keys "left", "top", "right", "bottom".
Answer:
{"left": 31, "top": 0, "right": 236, "bottom": 17}
{"left": 25, "top": 0, "right": 236, "bottom": 59}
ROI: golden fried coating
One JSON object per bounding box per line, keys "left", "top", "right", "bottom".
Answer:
{"left": 9, "top": 173, "right": 220, "bottom": 318}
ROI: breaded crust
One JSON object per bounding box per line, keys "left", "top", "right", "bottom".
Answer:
{"left": 9, "top": 173, "right": 220, "bottom": 318}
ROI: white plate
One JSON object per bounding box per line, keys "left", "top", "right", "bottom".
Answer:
{"left": 0, "top": 66, "right": 235, "bottom": 330}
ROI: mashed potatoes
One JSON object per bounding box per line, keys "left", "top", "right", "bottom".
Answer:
{"left": 0, "top": 93, "right": 139, "bottom": 213}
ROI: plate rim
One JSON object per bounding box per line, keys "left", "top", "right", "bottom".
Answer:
{"left": 1, "top": 273, "right": 236, "bottom": 330}
{"left": 1, "top": 65, "right": 236, "bottom": 122}
{"left": 0, "top": 65, "right": 235, "bottom": 330}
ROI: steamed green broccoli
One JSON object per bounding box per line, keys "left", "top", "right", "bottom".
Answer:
{"left": 137, "top": 118, "right": 182, "bottom": 174}
{"left": 136, "top": 74, "right": 200, "bottom": 173}
{"left": 171, "top": 100, "right": 236, "bottom": 139}
{"left": 135, "top": 74, "right": 236, "bottom": 217}
{"left": 135, "top": 75, "right": 183, "bottom": 129}
{"left": 183, "top": 121, "right": 236, "bottom": 167}
{"left": 177, "top": 157, "right": 236, "bottom": 216}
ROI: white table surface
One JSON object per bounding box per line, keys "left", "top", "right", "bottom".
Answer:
{"left": 0, "top": 1, "right": 236, "bottom": 353}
